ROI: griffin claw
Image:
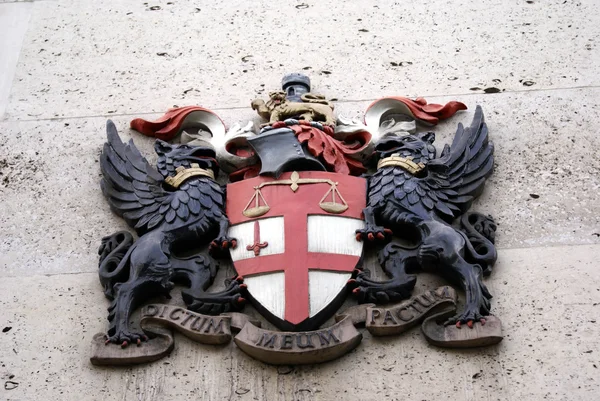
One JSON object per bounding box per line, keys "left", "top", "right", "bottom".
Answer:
{"left": 454, "top": 318, "right": 485, "bottom": 329}
{"left": 355, "top": 226, "right": 391, "bottom": 243}
{"left": 210, "top": 238, "right": 236, "bottom": 252}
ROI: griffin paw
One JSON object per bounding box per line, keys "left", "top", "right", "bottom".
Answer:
{"left": 209, "top": 236, "right": 237, "bottom": 254}
{"left": 444, "top": 309, "right": 488, "bottom": 329}
{"left": 183, "top": 279, "right": 246, "bottom": 315}
{"left": 347, "top": 269, "right": 416, "bottom": 304}
{"left": 105, "top": 330, "right": 148, "bottom": 348}
{"left": 355, "top": 225, "right": 393, "bottom": 242}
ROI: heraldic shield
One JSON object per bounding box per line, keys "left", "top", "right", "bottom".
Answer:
{"left": 227, "top": 171, "right": 366, "bottom": 331}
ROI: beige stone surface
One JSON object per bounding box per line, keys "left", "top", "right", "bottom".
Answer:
{"left": 0, "top": 2, "right": 32, "bottom": 118}
{"left": 3, "top": 0, "right": 600, "bottom": 120}
{"left": 0, "top": 244, "right": 598, "bottom": 400}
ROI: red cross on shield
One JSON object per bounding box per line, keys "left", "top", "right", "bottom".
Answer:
{"left": 226, "top": 171, "right": 367, "bottom": 331}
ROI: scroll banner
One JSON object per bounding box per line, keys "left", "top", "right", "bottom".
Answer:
{"left": 90, "top": 286, "right": 502, "bottom": 366}
{"left": 140, "top": 305, "right": 362, "bottom": 365}
{"left": 234, "top": 316, "right": 361, "bottom": 365}
{"left": 91, "top": 305, "right": 361, "bottom": 366}
{"left": 365, "top": 286, "right": 457, "bottom": 336}
{"left": 141, "top": 304, "right": 232, "bottom": 344}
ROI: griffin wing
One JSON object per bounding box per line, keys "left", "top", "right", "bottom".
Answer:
{"left": 421, "top": 105, "right": 494, "bottom": 220}
{"left": 100, "top": 120, "right": 170, "bottom": 234}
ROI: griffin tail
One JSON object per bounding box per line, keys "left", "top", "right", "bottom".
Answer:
{"left": 459, "top": 213, "right": 497, "bottom": 276}
{"left": 98, "top": 231, "right": 134, "bottom": 299}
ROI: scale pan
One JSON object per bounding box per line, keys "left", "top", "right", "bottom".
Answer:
{"left": 319, "top": 202, "right": 348, "bottom": 214}
{"left": 243, "top": 206, "right": 270, "bottom": 218}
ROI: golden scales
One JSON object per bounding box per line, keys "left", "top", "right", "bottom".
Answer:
{"left": 243, "top": 171, "right": 349, "bottom": 218}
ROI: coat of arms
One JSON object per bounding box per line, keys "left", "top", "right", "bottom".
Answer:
{"left": 91, "top": 74, "right": 502, "bottom": 366}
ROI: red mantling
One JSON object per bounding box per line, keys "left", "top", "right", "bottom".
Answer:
{"left": 365, "top": 97, "right": 467, "bottom": 125}
{"left": 270, "top": 121, "right": 371, "bottom": 176}
{"left": 130, "top": 106, "right": 225, "bottom": 141}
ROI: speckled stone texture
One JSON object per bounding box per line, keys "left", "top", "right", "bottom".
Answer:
{"left": 0, "top": 0, "right": 599, "bottom": 400}
{"left": 0, "top": 2, "right": 31, "bottom": 118}
{"left": 4, "top": 0, "right": 600, "bottom": 119}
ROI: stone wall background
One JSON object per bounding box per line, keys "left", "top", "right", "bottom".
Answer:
{"left": 0, "top": 1, "right": 599, "bottom": 400}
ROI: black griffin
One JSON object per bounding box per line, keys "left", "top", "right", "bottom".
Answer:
{"left": 98, "top": 121, "right": 244, "bottom": 347}
{"left": 353, "top": 106, "right": 498, "bottom": 327}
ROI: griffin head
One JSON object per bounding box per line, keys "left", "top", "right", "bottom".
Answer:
{"left": 374, "top": 132, "right": 437, "bottom": 165}
{"left": 155, "top": 140, "right": 219, "bottom": 178}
